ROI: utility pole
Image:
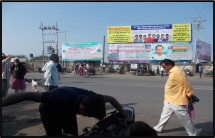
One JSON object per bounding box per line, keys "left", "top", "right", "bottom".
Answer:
{"left": 39, "top": 22, "right": 59, "bottom": 65}
{"left": 193, "top": 17, "right": 206, "bottom": 75}
{"left": 40, "top": 22, "right": 45, "bottom": 65}
{"left": 103, "top": 36, "right": 105, "bottom": 65}
{"left": 56, "top": 22, "right": 59, "bottom": 55}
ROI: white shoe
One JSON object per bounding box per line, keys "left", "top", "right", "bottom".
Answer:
{"left": 153, "top": 126, "right": 162, "bottom": 133}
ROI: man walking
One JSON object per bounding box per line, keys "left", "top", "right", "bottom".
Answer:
{"left": 199, "top": 64, "right": 203, "bottom": 78}
{"left": 43, "top": 54, "right": 59, "bottom": 91}
{"left": 153, "top": 59, "right": 198, "bottom": 136}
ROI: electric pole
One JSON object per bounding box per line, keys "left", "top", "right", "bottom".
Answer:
{"left": 40, "top": 22, "right": 59, "bottom": 65}
{"left": 193, "top": 17, "right": 206, "bottom": 75}
{"left": 103, "top": 36, "right": 105, "bottom": 65}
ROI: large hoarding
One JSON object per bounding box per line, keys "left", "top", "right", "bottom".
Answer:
{"left": 107, "top": 26, "right": 131, "bottom": 43}
{"left": 109, "top": 42, "right": 192, "bottom": 62}
{"left": 62, "top": 42, "right": 103, "bottom": 61}
{"left": 109, "top": 43, "right": 151, "bottom": 62}
{"left": 107, "top": 24, "right": 191, "bottom": 43}
{"left": 196, "top": 39, "right": 211, "bottom": 62}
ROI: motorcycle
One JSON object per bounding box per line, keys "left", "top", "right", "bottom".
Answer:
{"left": 80, "top": 105, "right": 135, "bottom": 136}
{"left": 185, "top": 69, "right": 193, "bottom": 76}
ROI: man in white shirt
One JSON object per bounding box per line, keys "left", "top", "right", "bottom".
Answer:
{"left": 152, "top": 45, "right": 167, "bottom": 60}
{"left": 43, "top": 54, "right": 59, "bottom": 91}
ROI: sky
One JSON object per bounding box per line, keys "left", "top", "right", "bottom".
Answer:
{"left": 2, "top": 2, "right": 213, "bottom": 62}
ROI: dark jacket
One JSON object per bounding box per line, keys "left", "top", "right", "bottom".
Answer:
{"left": 11, "top": 63, "right": 26, "bottom": 79}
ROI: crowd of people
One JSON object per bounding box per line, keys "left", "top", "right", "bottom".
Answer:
{"left": 133, "top": 33, "right": 171, "bottom": 43}
{"left": 2, "top": 52, "right": 199, "bottom": 136}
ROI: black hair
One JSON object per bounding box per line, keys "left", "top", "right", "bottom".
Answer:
{"left": 50, "top": 54, "right": 59, "bottom": 62}
{"left": 155, "top": 45, "right": 164, "bottom": 49}
{"left": 160, "top": 59, "right": 175, "bottom": 66}
{"left": 80, "top": 95, "right": 106, "bottom": 120}
{"left": 125, "top": 121, "right": 157, "bottom": 136}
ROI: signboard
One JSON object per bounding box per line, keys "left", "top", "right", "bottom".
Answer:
{"left": 109, "top": 43, "right": 151, "bottom": 62}
{"left": 150, "top": 42, "right": 193, "bottom": 62}
{"left": 109, "top": 42, "right": 193, "bottom": 62}
{"left": 196, "top": 39, "right": 211, "bottom": 62}
{"left": 107, "top": 26, "right": 131, "bottom": 43}
{"left": 130, "top": 64, "right": 138, "bottom": 70}
{"left": 107, "top": 24, "right": 191, "bottom": 43}
{"left": 172, "top": 24, "right": 191, "bottom": 42}
{"left": 131, "top": 24, "right": 172, "bottom": 43}
{"left": 62, "top": 42, "right": 103, "bottom": 61}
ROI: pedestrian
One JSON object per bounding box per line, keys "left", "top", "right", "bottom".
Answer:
{"left": 2, "top": 53, "right": 12, "bottom": 98}
{"left": 56, "top": 63, "right": 62, "bottom": 83}
{"left": 199, "top": 64, "right": 203, "bottom": 78}
{"left": 43, "top": 54, "right": 59, "bottom": 91}
{"left": 160, "top": 66, "right": 164, "bottom": 77}
{"left": 123, "top": 121, "right": 157, "bottom": 136}
{"left": 11, "top": 57, "right": 27, "bottom": 93}
{"left": 153, "top": 59, "right": 198, "bottom": 136}
{"left": 2, "top": 86, "right": 134, "bottom": 136}
{"left": 78, "top": 62, "right": 84, "bottom": 76}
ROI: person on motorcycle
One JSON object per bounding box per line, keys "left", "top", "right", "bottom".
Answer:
{"left": 78, "top": 63, "right": 84, "bottom": 76}
{"left": 86, "top": 62, "right": 91, "bottom": 73}
{"left": 2, "top": 86, "right": 133, "bottom": 136}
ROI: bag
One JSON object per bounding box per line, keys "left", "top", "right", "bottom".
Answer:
{"left": 188, "top": 101, "right": 194, "bottom": 119}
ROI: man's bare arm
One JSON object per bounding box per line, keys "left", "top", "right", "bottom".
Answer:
{"left": 2, "top": 92, "right": 42, "bottom": 106}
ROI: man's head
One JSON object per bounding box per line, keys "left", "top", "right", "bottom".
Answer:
{"left": 160, "top": 59, "right": 175, "bottom": 72}
{"left": 135, "top": 35, "right": 138, "bottom": 39}
{"left": 161, "top": 34, "right": 164, "bottom": 39}
{"left": 148, "top": 34, "right": 151, "bottom": 38}
{"left": 166, "top": 34, "right": 169, "bottom": 39}
{"left": 79, "top": 95, "right": 106, "bottom": 120}
{"left": 2, "top": 53, "right": 6, "bottom": 60}
{"left": 143, "top": 35, "right": 146, "bottom": 39}
{"left": 124, "top": 121, "right": 157, "bottom": 136}
{"left": 157, "top": 34, "right": 160, "bottom": 39}
{"left": 139, "top": 35, "right": 142, "bottom": 39}
{"left": 50, "top": 54, "right": 59, "bottom": 63}
{"left": 152, "top": 34, "right": 156, "bottom": 39}
{"left": 155, "top": 45, "right": 164, "bottom": 56}
{"left": 13, "top": 57, "right": 20, "bottom": 65}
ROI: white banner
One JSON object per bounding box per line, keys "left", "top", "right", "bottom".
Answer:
{"left": 62, "top": 42, "right": 103, "bottom": 61}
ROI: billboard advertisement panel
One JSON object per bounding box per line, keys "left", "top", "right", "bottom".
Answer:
{"left": 109, "top": 42, "right": 193, "bottom": 62}
{"left": 107, "top": 26, "right": 131, "bottom": 43}
{"left": 131, "top": 24, "right": 172, "bottom": 43}
{"left": 109, "top": 43, "right": 151, "bottom": 62}
{"left": 172, "top": 24, "right": 191, "bottom": 42}
{"left": 107, "top": 24, "right": 191, "bottom": 43}
{"left": 150, "top": 42, "right": 193, "bottom": 62}
{"left": 62, "top": 42, "right": 103, "bottom": 61}
{"left": 196, "top": 39, "right": 211, "bottom": 62}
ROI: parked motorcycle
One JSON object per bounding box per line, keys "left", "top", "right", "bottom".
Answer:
{"left": 80, "top": 105, "right": 135, "bottom": 136}
{"left": 185, "top": 69, "right": 193, "bottom": 76}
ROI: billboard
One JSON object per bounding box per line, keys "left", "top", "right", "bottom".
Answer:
{"left": 62, "top": 42, "right": 103, "bottom": 61}
{"left": 109, "top": 42, "right": 193, "bottom": 62}
{"left": 107, "top": 24, "right": 191, "bottom": 43}
{"left": 150, "top": 42, "right": 193, "bottom": 62}
{"left": 172, "top": 24, "right": 191, "bottom": 42}
{"left": 109, "top": 43, "right": 151, "bottom": 62}
{"left": 196, "top": 39, "right": 211, "bottom": 62}
{"left": 107, "top": 26, "right": 131, "bottom": 43}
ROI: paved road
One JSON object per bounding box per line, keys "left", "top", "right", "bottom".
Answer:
{"left": 2, "top": 72, "right": 213, "bottom": 136}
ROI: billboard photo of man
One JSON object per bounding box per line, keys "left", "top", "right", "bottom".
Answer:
{"left": 151, "top": 45, "right": 167, "bottom": 60}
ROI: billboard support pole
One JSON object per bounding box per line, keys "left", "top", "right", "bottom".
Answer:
{"left": 103, "top": 36, "right": 105, "bottom": 65}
